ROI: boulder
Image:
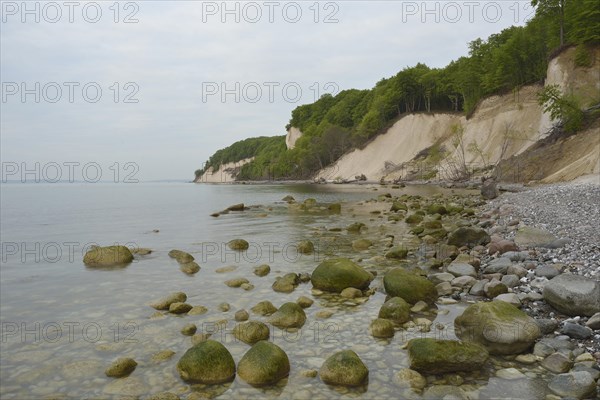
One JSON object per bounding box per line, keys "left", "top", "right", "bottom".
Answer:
{"left": 168, "top": 249, "right": 194, "bottom": 264}
{"left": 83, "top": 245, "right": 133, "bottom": 267}
{"left": 253, "top": 264, "right": 271, "bottom": 277}
{"left": 237, "top": 341, "right": 290, "bottom": 386}
{"left": 454, "top": 301, "right": 540, "bottom": 354}
{"left": 297, "top": 240, "right": 314, "bottom": 254}
{"left": 447, "top": 227, "right": 490, "bottom": 247}
{"left": 407, "top": 338, "right": 488, "bottom": 374}
{"left": 176, "top": 340, "right": 235, "bottom": 384}
{"left": 105, "top": 358, "right": 137, "bottom": 378}
{"left": 481, "top": 180, "right": 499, "bottom": 199}
{"left": 251, "top": 301, "right": 277, "bottom": 316}
{"left": 514, "top": 226, "right": 557, "bottom": 248}
{"left": 319, "top": 350, "right": 368, "bottom": 386}
{"left": 268, "top": 302, "right": 306, "bottom": 329}
{"left": 369, "top": 318, "right": 395, "bottom": 338}
{"left": 385, "top": 247, "right": 408, "bottom": 259}
{"left": 151, "top": 292, "right": 187, "bottom": 310}
{"left": 378, "top": 297, "right": 411, "bottom": 323}
{"left": 311, "top": 258, "right": 372, "bottom": 293}
{"left": 233, "top": 321, "right": 270, "bottom": 345}
{"left": 543, "top": 274, "right": 600, "bottom": 317}
{"left": 383, "top": 268, "right": 437, "bottom": 304}
{"left": 548, "top": 371, "right": 597, "bottom": 399}
{"left": 228, "top": 239, "right": 249, "bottom": 250}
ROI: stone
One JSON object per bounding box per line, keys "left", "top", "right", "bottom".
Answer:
{"left": 469, "top": 279, "right": 488, "bottom": 296}
{"left": 296, "top": 296, "right": 314, "bottom": 308}
{"left": 488, "top": 240, "right": 518, "bottom": 255}
{"left": 347, "top": 222, "right": 366, "bottom": 233}
{"left": 515, "top": 353, "right": 538, "bottom": 364}
{"left": 227, "top": 203, "right": 245, "bottom": 211}
{"left": 319, "top": 350, "right": 368, "bottom": 386}
{"left": 436, "top": 282, "right": 453, "bottom": 296}
{"left": 105, "top": 358, "right": 137, "bottom": 378}
{"left": 496, "top": 367, "right": 526, "bottom": 379}
{"left": 176, "top": 340, "right": 235, "bottom": 384}
{"left": 191, "top": 333, "right": 211, "bottom": 346}
{"left": 447, "top": 227, "right": 490, "bottom": 247}
{"left": 535, "top": 265, "right": 561, "bottom": 279}
{"left": 481, "top": 180, "right": 499, "bottom": 199}
{"left": 233, "top": 321, "right": 270, "bottom": 345}
{"left": 297, "top": 240, "right": 314, "bottom": 254}
{"left": 237, "top": 341, "right": 290, "bottom": 386}
{"left": 586, "top": 312, "right": 600, "bottom": 329}
{"left": 385, "top": 247, "right": 408, "bottom": 259}
{"left": 180, "top": 261, "right": 200, "bottom": 274}
{"left": 234, "top": 309, "right": 249, "bottom": 322}
{"left": 543, "top": 274, "right": 600, "bottom": 317}
{"left": 369, "top": 318, "right": 395, "bottom": 338}
{"left": 407, "top": 338, "right": 489, "bottom": 374}
{"left": 501, "top": 274, "right": 520, "bottom": 288}
{"left": 169, "top": 302, "right": 192, "bottom": 314}
{"left": 429, "top": 272, "right": 455, "bottom": 285}
{"left": 383, "top": 268, "right": 437, "bottom": 304}
{"left": 483, "top": 257, "right": 513, "bottom": 274}
{"left": 228, "top": 239, "right": 249, "bottom": 251}
{"left": 311, "top": 258, "right": 372, "bottom": 293}
{"left": 454, "top": 301, "right": 540, "bottom": 354}
{"left": 541, "top": 352, "right": 574, "bottom": 373}
{"left": 253, "top": 264, "right": 271, "bottom": 277}
{"left": 181, "top": 324, "right": 197, "bottom": 336}
{"left": 151, "top": 350, "right": 176, "bottom": 363}
{"left": 495, "top": 293, "right": 521, "bottom": 307}
{"left": 423, "top": 385, "right": 469, "bottom": 400}
{"left": 340, "top": 287, "right": 362, "bottom": 299}
{"left": 451, "top": 276, "right": 476, "bottom": 288}
{"left": 561, "top": 322, "right": 593, "bottom": 339}
{"left": 378, "top": 297, "right": 411, "bottom": 323}
{"left": 391, "top": 201, "right": 408, "bottom": 212}
{"left": 146, "top": 393, "right": 179, "bottom": 400}
{"left": 447, "top": 262, "right": 476, "bottom": 277}
{"left": 393, "top": 368, "right": 426, "bottom": 390}
{"left": 548, "top": 371, "right": 597, "bottom": 399}
{"left": 352, "top": 239, "right": 373, "bottom": 251}
{"left": 480, "top": 377, "right": 547, "bottom": 400}
{"left": 405, "top": 214, "right": 424, "bottom": 224}
{"left": 187, "top": 306, "right": 208, "bottom": 316}
{"left": 151, "top": 292, "right": 187, "bottom": 310}
{"left": 168, "top": 249, "right": 194, "bottom": 264}
{"left": 251, "top": 301, "right": 277, "bottom": 316}
{"left": 225, "top": 278, "right": 249, "bottom": 288}
{"left": 218, "top": 302, "right": 230, "bottom": 312}
{"left": 268, "top": 302, "right": 306, "bottom": 329}
{"left": 514, "top": 226, "right": 557, "bottom": 248}
{"left": 272, "top": 273, "right": 299, "bottom": 293}
{"left": 83, "top": 245, "right": 134, "bottom": 267}
{"left": 485, "top": 281, "right": 508, "bottom": 298}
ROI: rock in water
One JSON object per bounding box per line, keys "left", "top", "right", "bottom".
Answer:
{"left": 233, "top": 321, "right": 270, "bottom": 345}
{"left": 311, "top": 258, "right": 372, "bottom": 293}
{"left": 253, "top": 264, "right": 271, "bottom": 277}
{"left": 227, "top": 203, "right": 245, "bottom": 211}
{"left": 378, "top": 297, "right": 411, "bottom": 323}
{"left": 105, "top": 357, "right": 137, "bottom": 377}
{"left": 543, "top": 274, "right": 600, "bottom": 317}
{"left": 383, "top": 268, "right": 437, "bottom": 305}
{"left": 180, "top": 261, "right": 200, "bottom": 274}
{"left": 83, "top": 245, "right": 133, "bottom": 267}
{"left": 454, "top": 300, "right": 540, "bottom": 355}
{"left": 176, "top": 340, "right": 235, "bottom": 384}
{"left": 150, "top": 292, "right": 187, "bottom": 310}
{"left": 237, "top": 341, "right": 290, "bottom": 386}
{"left": 447, "top": 227, "right": 491, "bottom": 247}
{"left": 251, "top": 301, "right": 277, "bottom": 316}
{"left": 319, "top": 350, "right": 368, "bottom": 386}
{"left": 168, "top": 249, "right": 194, "bottom": 264}
{"left": 268, "top": 302, "right": 306, "bottom": 329}
{"left": 369, "top": 318, "right": 395, "bottom": 338}
{"left": 228, "top": 239, "right": 249, "bottom": 251}
{"left": 297, "top": 240, "right": 314, "bottom": 254}
{"left": 407, "top": 338, "right": 488, "bottom": 374}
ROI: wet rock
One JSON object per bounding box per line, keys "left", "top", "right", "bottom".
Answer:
{"left": 268, "top": 302, "right": 306, "bottom": 329}
{"left": 151, "top": 292, "right": 187, "bottom": 310}
{"left": 535, "top": 265, "right": 561, "bottom": 279}
{"left": 483, "top": 257, "right": 513, "bottom": 274}
{"left": 84, "top": 245, "right": 134, "bottom": 267}
{"left": 180, "top": 261, "right": 200, "bottom": 274}
{"left": 181, "top": 324, "right": 197, "bottom": 336}
{"left": 436, "top": 282, "right": 453, "bottom": 296}
{"left": 369, "top": 318, "right": 395, "bottom": 338}
{"left": 429, "top": 272, "right": 455, "bottom": 285}
{"left": 225, "top": 278, "right": 249, "bottom": 288}
{"left": 296, "top": 296, "right": 314, "bottom": 308}
{"left": 218, "top": 302, "right": 230, "bottom": 312}
{"left": 228, "top": 239, "right": 249, "bottom": 251}
{"left": 447, "top": 262, "right": 476, "bottom": 277}
{"left": 238, "top": 341, "right": 290, "bottom": 386}
{"left": 187, "top": 306, "right": 208, "bottom": 316}
{"left": 316, "top": 310, "right": 334, "bottom": 319}
{"left": 151, "top": 350, "right": 176, "bottom": 363}
{"left": 253, "top": 264, "right": 271, "bottom": 277}
{"left": 548, "top": 371, "right": 597, "bottom": 399}
{"left": 282, "top": 195, "right": 295, "bottom": 202}
{"left": 233, "top": 321, "right": 270, "bottom": 345}
{"left": 272, "top": 273, "right": 299, "bottom": 293}
{"left": 169, "top": 302, "right": 192, "bottom": 314}
{"left": 586, "top": 312, "right": 600, "bottom": 329}
{"left": 234, "top": 309, "right": 249, "bottom": 322}
{"left": 251, "top": 301, "right": 277, "bottom": 316}
{"left": 501, "top": 274, "right": 520, "bottom": 288}
{"left": 352, "top": 239, "right": 373, "bottom": 251}
{"left": 455, "top": 300, "right": 540, "bottom": 354}
{"left": 227, "top": 203, "right": 245, "bottom": 211}
{"left": 561, "top": 322, "right": 593, "bottom": 339}
{"left": 328, "top": 203, "right": 341, "bottom": 213}
{"left": 423, "top": 385, "right": 468, "bottom": 400}
{"left": 297, "top": 240, "right": 314, "bottom": 254}
{"left": 385, "top": 247, "right": 408, "bottom": 259}
{"left": 147, "top": 392, "right": 180, "bottom": 400}
{"left": 215, "top": 265, "right": 237, "bottom": 273}
{"left": 391, "top": 201, "right": 408, "bottom": 212}
{"left": 533, "top": 342, "right": 556, "bottom": 358}
{"left": 543, "top": 274, "right": 600, "bottom": 317}
{"left": 481, "top": 180, "right": 499, "bottom": 199}
{"left": 469, "top": 279, "right": 488, "bottom": 296}
{"left": 311, "top": 258, "right": 372, "bottom": 293}
{"left": 340, "top": 287, "right": 362, "bottom": 299}
{"left": 383, "top": 268, "right": 437, "bottom": 305}
{"left": 378, "top": 297, "right": 411, "bottom": 323}
{"left": 407, "top": 338, "right": 488, "bottom": 374}
{"left": 176, "top": 340, "right": 235, "bottom": 384}
{"left": 301, "top": 369, "right": 318, "bottom": 378}
{"left": 496, "top": 367, "right": 526, "bottom": 379}
{"left": 452, "top": 275, "right": 476, "bottom": 289}
{"left": 168, "top": 249, "right": 194, "bottom": 264}
{"left": 393, "top": 368, "right": 426, "bottom": 390}
{"left": 480, "top": 377, "right": 547, "bottom": 400}
{"left": 541, "top": 352, "right": 573, "bottom": 373}
{"left": 405, "top": 214, "right": 423, "bottom": 224}
{"left": 191, "top": 333, "right": 211, "bottom": 346}
{"left": 131, "top": 247, "right": 152, "bottom": 255}
{"left": 488, "top": 239, "right": 518, "bottom": 255}
{"left": 347, "top": 222, "right": 366, "bottom": 233}
{"left": 319, "top": 350, "right": 368, "bottom": 387}
{"left": 105, "top": 358, "right": 137, "bottom": 378}
{"left": 485, "top": 281, "right": 508, "bottom": 298}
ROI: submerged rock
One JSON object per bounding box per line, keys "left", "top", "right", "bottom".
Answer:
{"left": 393, "top": 368, "right": 426, "bottom": 390}
{"left": 319, "top": 350, "right": 368, "bottom": 387}
{"left": 385, "top": 247, "right": 408, "bottom": 259}
{"left": 168, "top": 249, "right": 194, "bottom": 264}
{"left": 268, "top": 302, "right": 306, "bottom": 329}
{"left": 383, "top": 268, "right": 437, "bottom": 305}
{"left": 151, "top": 292, "right": 187, "bottom": 310}
{"left": 311, "top": 258, "right": 372, "bottom": 293}
{"left": 228, "top": 239, "right": 249, "bottom": 251}
{"left": 297, "top": 240, "right": 314, "bottom": 254}
{"left": 378, "top": 297, "right": 410, "bottom": 324}
{"left": 369, "top": 318, "right": 395, "bottom": 338}
{"left": 233, "top": 321, "right": 270, "bottom": 345}
{"left": 251, "top": 301, "right": 277, "bottom": 316}
{"left": 83, "top": 245, "right": 133, "bottom": 267}
{"left": 105, "top": 357, "right": 137, "bottom": 378}
{"left": 454, "top": 300, "right": 540, "bottom": 354}
{"left": 176, "top": 340, "right": 235, "bottom": 384}
{"left": 296, "top": 296, "right": 314, "bottom": 308}
{"left": 407, "top": 338, "right": 488, "bottom": 374}
{"left": 253, "top": 264, "right": 271, "bottom": 277}
{"left": 237, "top": 341, "right": 290, "bottom": 386}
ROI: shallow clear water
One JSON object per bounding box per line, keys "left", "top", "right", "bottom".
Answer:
{"left": 0, "top": 183, "right": 550, "bottom": 399}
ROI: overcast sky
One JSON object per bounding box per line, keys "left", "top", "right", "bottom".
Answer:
{"left": 1, "top": 1, "right": 532, "bottom": 181}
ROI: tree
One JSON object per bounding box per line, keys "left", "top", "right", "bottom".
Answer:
{"left": 532, "top": 0, "right": 566, "bottom": 45}
{"left": 538, "top": 84, "right": 584, "bottom": 133}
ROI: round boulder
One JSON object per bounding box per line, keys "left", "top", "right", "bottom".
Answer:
{"left": 268, "top": 302, "right": 306, "bottom": 329}
{"left": 383, "top": 268, "right": 437, "bottom": 305}
{"left": 237, "top": 341, "right": 290, "bottom": 386}
{"left": 311, "top": 258, "right": 372, "bottom": 293}
{"left": 83, "top": 245, "right": 133, "bottom": 267}
{"left": 176, "top": 340, "right": 235, "bottom": 384}
{"left": 378, "top": 297, "right": 410, "bottom": 323}
{"left": 233, "top": 321, "right": 270, "bottom": 345}
{"left": 319, "top": 350, "right": 368, "bottom": 387}
{"left": 407, "top": 338, "right": 488, "bottom": 374}
{"left": 543, "top": 274, "right": 600, "bottom": 317}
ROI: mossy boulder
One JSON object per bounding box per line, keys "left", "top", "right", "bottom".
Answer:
{"left": 352, "top": 239, "right": 373, "bottom": 251}
{"left": 105, "top": 357, "right": 137, "bottom": 378}
{"left": 454, "top": 301, "right": 540, "bottom": 355}
{"left": 311, "top": 258, "right": 372, "bottom": 293}
{"left": 180, "top": 261, "right": 200, "bottom": 274}
{"left": 319, "top": 350, "right": 368, "bottom": 387}
{"left": 405, "top": 214, "right": 423, "bottom": 224}
{"left": 233, "top": 321, "right": 270, "bottom": 345}
{"left": 426, "top": 204, "right": 447, "bottom": 215}
{"left": 83, "top": 245, "right": 133, "bottom": 267}
{"left": 151, "top": 292, "right": 187, "bottom": 310}
{"left": 347, "top": 222, "right": 366, "bottom": 233}
{"left": 228, "top": 239, "right": 249, "bottom": 251}
{"left": 407, "top": 339, "right": 488, "bottom": 374}
{"left": 447, "top": 227, "right": 491, "bottom": 247}
{"left": 268, "top": 302, "right": 306, "bottom": 329}
{"left": 385, "top": 247, "right": 408, "bottom": 259}
{"left": 237, "top": 341, "right": 290, "bottom": 386}
{"left": 251, "top": 301, "right": 277, "bottom": 316}
{"left": 383, "top": 268, "right": 437, "bottom": 304}
{"left": 168, "top": 249, "right": 194, "bottom": 264}
{"left": 176, "top": 340, "right": 235, "bottom": 384}
{"left": 369, "top": 318, "right": 395, "bottom": 338}
{"left": 297, "top": 240, "right": 314, "bottom": 254}
{"left": 272, "top": 273, "right": 299, "bottom": 293}
{"left": 328, "top": 203, "right": 341, "bottom": 213}
{"left": 378, "top": 297, "right": 411, "bottom": 323}
{"left": 391, "top": 202, "right": 408, "bottom": 212}
{"left": 253, "top": 264, "right": 271, "bottom": 277}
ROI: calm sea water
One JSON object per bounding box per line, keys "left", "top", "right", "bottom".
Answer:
{"left": 0, "top": 182, "right": 530, "bottom": 399}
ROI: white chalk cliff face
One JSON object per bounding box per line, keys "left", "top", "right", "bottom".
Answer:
{"left": 285, "top": 127, "right": 302, "bottom": 150}
{"left": 317, "top": 47, "right": 599, "bottom": 182}
{"left": 194, "top": 157, "right": 254, "bottom": 183}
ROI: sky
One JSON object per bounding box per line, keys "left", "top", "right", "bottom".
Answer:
{"left": 0, "top": 1, "right": 533, "bottom": 181}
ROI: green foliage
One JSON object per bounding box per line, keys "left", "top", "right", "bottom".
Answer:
{"left": 574, "top": 44, "right": 593, "bottom": 67}
{"left": 538, "top": 84, "right": 584, "bottom": 133}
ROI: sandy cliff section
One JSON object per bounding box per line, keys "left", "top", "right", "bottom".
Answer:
{"left": 286, "top": 127, "right": 303, "bottom": 149}
{"left": 195, "top": 157, "right": 254, "bottom": 183}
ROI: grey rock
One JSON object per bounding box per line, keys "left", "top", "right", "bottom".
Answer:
{"left": 562, "top": 322, "right": 593, "bottom": 339}
{"left": 541, "top": 352, "right": 574, "bottom": 373}
{"left": 503, "top": 251, "right": 531, "bottom": 262}
{"left": 585, "top": 312, "right": 600, "bottom": 330}
{"left": 543, "top": 274, "right": 600, "bottom": 317}
{"left": 429, "top": 272, "right": 455, "bottom": 285}
{"left": 571, "top": 364, "right": 600, "bottom": 381}
{"left": 481, "top": 180, "right": 499, "bottom": 200}
{"left": 447, "top": 262, "right": 477, "bottom": 277}
{"left": 533, "top": 342, "right": 556, "bottom": 358}
{"left": 501, "top": 274, "right": 520, "bottom": 288}
{"left": 483, "top": 257, "right": 513, "bottom": 274}
{"left": 535, "top": 265, "right": 561, "bottom": 279}
{"left": 548, "top": 371, "right": 597, "bottom": 399}
{"left": 480, "top": 377, "right": 547, "bottom": 400}
{"left": 495, "top": 293, "right": 521, "bottom": 307}
{"left": 469, "top": 279, "right": 489, "bottom": 296}
{"left": 535, "top": 319, "right": 559, "bottom": 335}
